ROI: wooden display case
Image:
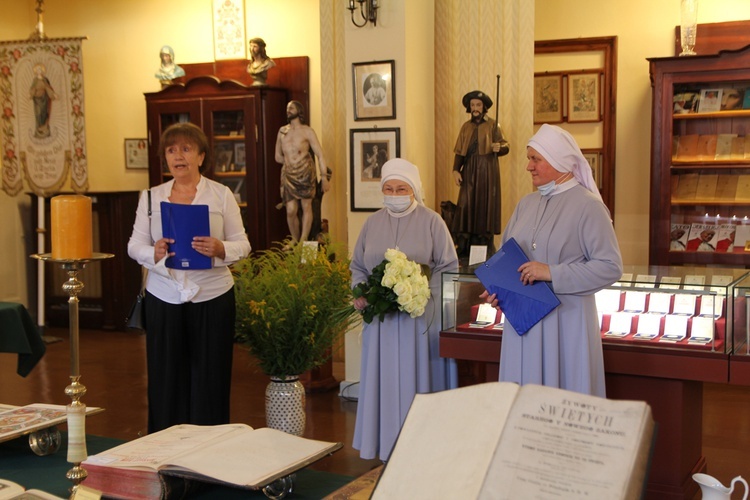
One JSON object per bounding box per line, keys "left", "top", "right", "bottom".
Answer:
{"left": 648, "top": 44, "right": 750, "bottom": 267}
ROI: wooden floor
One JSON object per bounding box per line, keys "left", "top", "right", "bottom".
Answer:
{"left": 2, "top": 327, "right": 750, "bottom": 492}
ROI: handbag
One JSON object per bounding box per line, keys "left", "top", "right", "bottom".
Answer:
{"left": 126, "top": 189, "right": 151, "bottom": 331}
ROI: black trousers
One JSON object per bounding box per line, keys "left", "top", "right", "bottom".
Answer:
{"left": 144, "top": 288, "right": 236, "bottom": 433}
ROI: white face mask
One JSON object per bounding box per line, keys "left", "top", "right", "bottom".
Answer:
{"left": 383, "top": 195, "right": 412, "bottom": 213}
{"left": 538, "top": 171, "right": 570, "bottom": 196}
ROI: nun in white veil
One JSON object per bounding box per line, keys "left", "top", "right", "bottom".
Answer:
{"left": 491, "top": 124, "right": 623, "bottom": 397}
{"left": 350, "top": 158, "right": 459, "bottom": 461}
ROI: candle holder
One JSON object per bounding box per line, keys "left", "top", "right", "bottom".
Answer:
{"left": 31, "top": 252, "right": 114, "bottom": 494}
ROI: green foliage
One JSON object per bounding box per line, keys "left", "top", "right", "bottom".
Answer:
{"left": 234, "top": 240, "right": 360, "bottom": 379}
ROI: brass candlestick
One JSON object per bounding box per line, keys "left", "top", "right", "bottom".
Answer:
{"left": 32, "top": 252, "right": 114, "bottom": 494}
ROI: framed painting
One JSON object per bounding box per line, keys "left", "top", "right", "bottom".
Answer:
{"left": 212, "top": 0, "right": 246, "bottom": 60}
{"left": 214, "top": 142, "right": 234, "bottom": 172}
{"left": 581, "top": 149, "right": 602, "bottom": 189}
{"left": 124, "top": 138, "right": 149, "bottom": 170}
{"left": 350, "top": 127, "right": 400, "bottom": 211}
{"left": 567, "top": 71, "right": 601, "bottom": 123}
{"left": 352, "top": 60, "right": 395, "bottom": 121}
{"left": 234, "top": 142, "right": 246, "bottom": 172}
{"left": 533, "top": 74, "right": 563, "bottom": 124}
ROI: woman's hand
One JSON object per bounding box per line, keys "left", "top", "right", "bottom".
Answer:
{"left": 192, "top": 236, "right": 225, "bottom": 259}
{"left": 479, "top": 290, "right": 499, "bottom": 308}
{"left": 154, "top": 238, "right": 174, "bottom": 262}
{"left": 517, "top": 261, "right": 551, "bottom": 285}
{"left": 353, "top": 296, "right": 368, "bottom": 311}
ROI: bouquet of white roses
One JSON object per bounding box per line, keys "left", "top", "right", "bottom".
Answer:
{"left": 353, "top": 248, "right": 431, "bottom": 324}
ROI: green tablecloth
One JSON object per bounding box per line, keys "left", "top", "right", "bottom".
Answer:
{"left": 0, "top": 302, "right": 45, "bottom": 377}
{"left": 0, "top": 433, "right": 353, "bottom": 498}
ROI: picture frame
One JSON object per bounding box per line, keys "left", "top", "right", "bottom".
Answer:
{"left": 350, "top": 127, "right": 400, "bottom": 211}
{"left": 533, "top": 74, "right": 563, "bottom": 124}
{"left": 697, "top": 88, "right": 723, "bottom": 113}
{"left": 234, "top": 142, "right": 246, "bottom": 172}
{"left": 212, "top": 0, "right": 246, "bottom": 61}
{"left": 352, "top": 60, "right": 395, "bottom": 121}
{"left": 581, "top": 149, "right": 602, "bottom": 189}
{"left": 214, "top": 142, "right": 234, "bottom": 173}
{"left": 124, "top": 138, "right": 149, "bottom": 170}
{"left": 221, "top": 177, "right": 246, "bottom": 205}
{"left": 567, "top": 71, "right": 601, "bottom": 123}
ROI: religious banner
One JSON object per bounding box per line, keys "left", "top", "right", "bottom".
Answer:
{"left": 0, "top": 37, "right": 87, "bottom": 196}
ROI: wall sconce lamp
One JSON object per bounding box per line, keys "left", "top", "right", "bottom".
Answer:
{"left": 348, "top": 0, "right": 378, "bottom": 28}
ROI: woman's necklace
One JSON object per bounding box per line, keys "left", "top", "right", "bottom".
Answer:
{"left": 389, "top": 214, "right": 414, "bottom": 250}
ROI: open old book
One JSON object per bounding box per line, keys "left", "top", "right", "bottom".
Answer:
{"left": 373, "top": 382, "right": 654, "bottom": 500}
{"left": 82, "top": 423, "right": 341, "bottom": 499}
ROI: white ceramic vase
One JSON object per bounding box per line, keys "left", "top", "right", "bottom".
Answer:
{"left": 265, "top": 376, "right": 306, "bottom": 436}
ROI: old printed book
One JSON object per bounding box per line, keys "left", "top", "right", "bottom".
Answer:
{"left": 686, "top": 223, "right": 719, "bottom": 252}
{"left": 82, "top": 424, "right": 341, "bottom": 500}
{"left": 373, "top": 383, "right": 654, "bottom": 500}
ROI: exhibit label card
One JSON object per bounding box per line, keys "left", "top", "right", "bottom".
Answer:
{"left": 634, "top": 275, "right": 657, "bottom": 288}
{"left": 647, "top": 292, "right": 672, "bottom": 315}
{"left": 605, "top": 312, "right": 633, "bottom": 337}
{"left": 623, "top": 291, "right": 647, "bottom": 313}
{"left": 673, "top": 294, "right": 697, "bottom": 316}
{"left": 661, "top": 314, "right": 689, "bottom": 341}
{"left": 469, "top": 245, "right": 488, "bottom": 266}
{"left": 699, "top": 295, "right": 724, "bottom": 318}
{"left": 689, "top": 316, "right": 714, "bottom": 343}
{"left": 659, "top": 276, "right": 682, "bottom": 289}
{"left": 684, "top": 275, "right": 706, "bottom": 291}
{"left": 634, "top": 314, "right": 662, "bottom": 340}
{"left": 595, "top": 289, "right": 621, "bottom": 314}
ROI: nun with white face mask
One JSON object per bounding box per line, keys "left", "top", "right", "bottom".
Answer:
{"left": 488, "top": 124, "right": 622, "bottom": 398}
{"left": 350, "top": 158, "right": 459, "bottom": 462}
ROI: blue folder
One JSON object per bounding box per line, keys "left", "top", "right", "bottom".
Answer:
{"left": 474, "top": 237, "right": 560, "bottom": 335}
{"left": 161, "top": 202, "right": 211, "bottom": 270}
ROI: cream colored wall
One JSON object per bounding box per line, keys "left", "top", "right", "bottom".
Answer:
{"left": 535, "top": 0, "right": 750, "bottom": 265}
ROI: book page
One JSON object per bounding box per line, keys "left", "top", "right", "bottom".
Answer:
{"left": 478, "top": 384, "right": 653, "bottom": 500}
{"left": 83, "top": 424, "right": 249, "bottom": 470}
{"left": 165, "top": 427, "right": 341, "bottom": 487}
{"left": 373, "top": 382, "right": 519, "bottom": 499}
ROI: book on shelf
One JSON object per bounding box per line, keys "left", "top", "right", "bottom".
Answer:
{"left": 372, "top": 382, "right": 654, "bottom": 500}
{"left": 715, "top": 174, "right": 739, "bottom": 201}
{"left": 697, "top": 88, "right": 723, "bottom": 113}
{"left": 745, "top": 135, "right": 750, "bottom": 159}
{"left": 714, "top": 133, "right": 738, "bottom": 160}
{"left": 743, "top": 89, "right": 750, "bottom": 110}
{"left": 735, "top": 174, "right": 750, "bottom": 202}
{"left": 669, "top": 223, "right": 691, "bottom": 252}
{"left": 686, "top": 223, "right": 719, "bottom": 252}
{"left": 82, "top": 423, "right": 342, "bottom": 500}
{"left": 734, "top": 224, "right": 750, "bottom": 252}
{"left": 731, "top": 136, "right": 746, "bottom": 159}
{"left": 696, "top": 134, "right": 717, "bottom": 160}
{"left": 715, "top": 223, "right": 737, "bottom": 252}
{"left": 672, "top": 173, "right": 699, "bottom": 200}
{"left": 694, "top": 173, "right": 718, "bottom": 200}
{"left": 675, "top": 134, "right": 699, "bottom": 161}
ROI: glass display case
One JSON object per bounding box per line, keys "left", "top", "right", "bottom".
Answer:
{"left": 442, "top": 265, "right": 749, "bottom": 355}
{"left": 732, "top": 274, "right": 750, "bottom": 356}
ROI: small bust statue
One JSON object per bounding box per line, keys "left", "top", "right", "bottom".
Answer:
{"left": 155, "top": 45, "right": 185, "bottom": 87}
{"left": 247, "top": 37, "right": 275, "bottom": 86}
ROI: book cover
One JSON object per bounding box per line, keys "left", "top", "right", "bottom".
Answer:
{"left": 731, "top": 136, "right": 745, "bottom": 159}
{"left": 696, "top": 135, "right": 717, "bottom": 160}
{"left": 686, "top": 223, "right": 719, "bottom": 252}
{"left": 694, "top": 173, "right": 718, "bottom": 201}
{"left": 745, "top": 135, "right": 750, "bottom": 159}
{"left": 675, "top": 135, "right": 699, "bottom": 161}
{"left": 160, "top": 202, "right": 212, "bottom": 270}
{"left": 735, "top": 175, "right": 750, "bottom": 201}
{"left": 715, "top": 174, "right": 739, "bottom": 201}
{"left": 733, "top": 224, "right": 750, "bottom": 252}
{"left": 697, "top": 88, "right": 722, "bottom": 113}
{"left": 669, "top": 223, "right": 691, "bottom": 252}
{"left": 714, "top": 133, "right": 738, "bottom": 160}
{"left": 373, "top": 382, "right": 654, "bottom": 500}
{"left": 672, "top": 173, "right": 699, "bottom": 200}
{"left": 715, "top": 223, "right": 737, "bottom": 252}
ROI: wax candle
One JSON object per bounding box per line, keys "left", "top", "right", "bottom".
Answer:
{"left": 51, "top": 195, "right": 93, "bottom": 259}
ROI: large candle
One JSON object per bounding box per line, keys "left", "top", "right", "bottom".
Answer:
{"left": 51, "top": 195, "right": 93, "bottom": 259}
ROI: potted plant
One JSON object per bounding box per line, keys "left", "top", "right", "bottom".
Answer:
{"left": 233, "top": 240, "right": 359, "bottom": 435}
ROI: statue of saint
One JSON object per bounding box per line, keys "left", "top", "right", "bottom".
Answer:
{"left": 247, "top": 37, "right": 275, "bottom": 86}
{"left": 155, "top": 45, "right": 185, "bottom": 87}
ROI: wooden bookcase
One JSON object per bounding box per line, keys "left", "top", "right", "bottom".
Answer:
{"left": 648, "top": 44, "right": 750, "bottom": 267}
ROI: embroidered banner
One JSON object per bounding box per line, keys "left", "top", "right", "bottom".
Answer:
{"left": 0, "top": 37, "right": 87, "bottom": 196}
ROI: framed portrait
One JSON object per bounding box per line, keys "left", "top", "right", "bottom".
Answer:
{"left": 581, "top": 149, "right": 602, "bottom": 189}
{"left": 697, "top": 88, "right": 723, "bottom": 113}
{"left": 352, "top": 60, "right": 395, "bottom": 121}
{"left": 221, "top": 177, "right": 246, "bottom": 205}
{"left": 567, "top": 71, "right": 601, "bottom": 123}
{"left": 212, "top": 0, "right": 246, "bottom": 60}
{"left": 533, "top": 74, "right": 563, "bottom": 124}
{"left": 234, "top": 142, "right": 246, "bottom": 172}
{"left": 124, "top": 138, "right": 149, "bottom": 170}
{"left": 350, "top": 127, "right": 400, "bottom": 211}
